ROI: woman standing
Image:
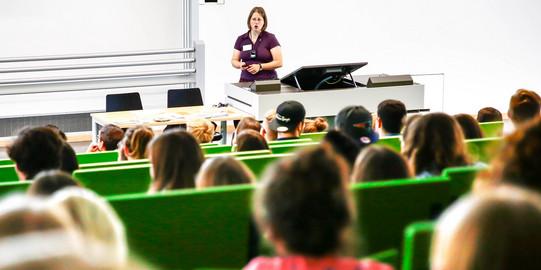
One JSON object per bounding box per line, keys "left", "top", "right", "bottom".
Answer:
{"left": 232, "top": 7, "right": 283, "bottom": 82}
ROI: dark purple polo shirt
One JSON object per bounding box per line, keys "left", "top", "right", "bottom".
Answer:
{"left": 234, "top": 30, "right": 281, "bottom": 82}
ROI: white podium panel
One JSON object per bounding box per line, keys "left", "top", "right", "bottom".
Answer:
{"left": 225, "top": 75, "right": 425, "bottom": 120}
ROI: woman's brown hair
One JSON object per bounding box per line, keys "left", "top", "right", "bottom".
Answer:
{"left": 148, "top": 130, "right": 204, "bottom": 191}
{"left": 352, "top": 145, "right": 412, "bottom": 183}
{"left": 196, "top": 156, "right": 255, "bottom": 188}
{"left": 402, "top": 113, "right": 469, "bottom": 176}
{"left": 120, "top": 125, "right": 154, "bottom": 160}
{"left": 247, "top": 7, "right": 268, "bottom": 31}
{"left": 302, "top": 117, "right": 328, "bottom": 133}
{"left": 236, "top": 130, "right": 269, "bottom": 152}
{"left": 454, "top": 114, "right": 484, "bottom": 139}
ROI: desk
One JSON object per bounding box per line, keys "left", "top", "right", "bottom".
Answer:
{"left": 225, "top": 75, "right": 425, "bottom": 120}
{"left": 90, "top": 106, "right": 252, "bottom": 144}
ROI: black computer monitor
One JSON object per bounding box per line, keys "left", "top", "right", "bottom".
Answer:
{"left": 280, "top": 62, "right": 368, "bottom": 90}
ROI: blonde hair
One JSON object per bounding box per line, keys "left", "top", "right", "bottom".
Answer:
{"left": 51, "top": 187, "right": 127, "bottom": 267}
{"left": 196, "top": 156, "right": 255, "bottom": 188}
{"left": 187, "top": 118, "right": 214, "bottom": 143}
{"left": 302, "top": 117, "right": 328, "bottom": 133}
{"left": 120, "top": 125, "right": 154, "bottom": 160}
{"left": 262, "top": 109, "right": 277, "bottom": 141}
{"left": 432, "top": 185, "right": 541, "bottom": 270}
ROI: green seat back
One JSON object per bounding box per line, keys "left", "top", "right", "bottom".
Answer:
{"left": 299, "top": 132, "right": 328, "bottom": 142}
{"left": 0, "top": 159, "right": 14, "bottom": 166}
{"left": 78, "top": 159, "right": 150, "bottom": 170}
{"left": 268, "top": 142, "right": 320, "bottom": 154}
{"left": 0, "top": 165, "right": 19, "bottom": 182}
{"left": 267, "top": 138, "right": 312, "bottom": 145}
{"left": 0, "top": 181, "right": 31, "bottom": 198}
{"left": 237, "top": 154, "right": 293, "bottom": 180}
{"left": 364, "top": 249, "right": 399, "bottom": 269}
{"left": 402, "top": 221, "right": 435, "bottom": 270}
{"left": 375, "top": 136, "right": 402, "bottom": 153}
{"left": 200, "top": 142, "right": 219, "bottom": 147}
{"left": 478, "top": 121, "right": 504, "bottom": 138}
{"left": 352, "top": 176, "right": 450, "bottom": 256}
{"left": 73, "top": 164, "right": 151, "bottom": 196}
{"left": 465, "top": 137, "right": 504, "bottom": 163}
{"left": 76, "top": 151, "right": 119, "bottom": 165}
{"left": 201, "top": 145, "right": 233, "bottom": 155}
{"left": 206, "top": 150, "right": 272, "bottom": 159}
{"left": 443, "top": 165, "right": 489, "bottom": 201}
{"left": 107, "top": 185, "right": 254, "bottom": 270}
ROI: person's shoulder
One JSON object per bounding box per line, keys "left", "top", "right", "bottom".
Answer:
{"left": 237, "top": 31, "right": 250, "bottom": 40}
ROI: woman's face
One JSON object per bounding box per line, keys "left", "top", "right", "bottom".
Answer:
{"left": 250, "top": 12, "right": 265, "bottom": 32}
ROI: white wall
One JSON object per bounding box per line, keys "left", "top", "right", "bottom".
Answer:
{"left": 1, "top": 0, "right": 540, "bottom": 116}
{"left": 200, "top": 0, "right": 541, "bottom": 114}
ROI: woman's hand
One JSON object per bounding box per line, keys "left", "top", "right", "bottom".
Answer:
{"left": 246, "top": 64, "right": 261, "bottom": 74}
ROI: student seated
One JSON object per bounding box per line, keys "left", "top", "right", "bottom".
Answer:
{"left": 352, "top": 145, "right": 412, "bottom": 183}
{"left": 402, "top": 113, "right": 469, "bottom": 177}
{"left": 508, "top": 89, "right": 541, "bottom": 128}
{"left": 7, "top": 127, "right": 64, "bottom": 180}
{"left": 432, "top": 185, "right": 541, "bottom": 270}
{"left": 233, "top": 117, "right": 262, "bottom": 144}
{"left": 321, "top": 130, "right": 361, "bottom": 169}
{"left": 196, "top": 156, "right": 255, "bottom": 188}
{"left": 148, "top": 130, "right": 204, "bottom": 192}
{"left": 187, "top": 118, "right": 215, "bottom": 144}
{"left": 335, "top": 105, "right": 379, "bottom": 146}
{"left": 261, "top": 109, "right": 278, "bottom": 142}
{"left": 118, "top": 125, "right": 154, "bottom": 161}
{"left": 236, "top": 130, "right": 270, "bottom": 152}
{"left": 476, "top": 107, "right": 502, "bottom": 122}
{"left": 245, "top": 147, "right": 392, "bottom": 270}
{"left": 28, "top": 170, "right": 82, "bottom": 196}
{"left": 377, "top": 99, "right": 406, "bottom": 137}
{"left": 269, "top": 101, "right": 305, "bottom": 141}
{"left": 454, "top": 114, "right": 485, "bottom": 139}
{"left": 476, "top": 117, "right": 541, "bottom": 191}
{"left": 87, "top": 124, "right": 125, "bottom": 152}
{"left": 302, "top": 117, "right": 328, "bottom": 133}
{"left": 44, "top": 125, "right": 79, "bottom": 175}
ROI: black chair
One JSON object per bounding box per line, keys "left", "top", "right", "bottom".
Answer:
{"left": 166, "top": 88, "right": 223, "bottom": 142}
{"left": 106, "top": 92, "right": 143, "bottom": 112}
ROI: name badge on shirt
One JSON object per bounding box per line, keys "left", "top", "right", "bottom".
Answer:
{"left": 242, "top": 44, "right": 252, "bottom": 51}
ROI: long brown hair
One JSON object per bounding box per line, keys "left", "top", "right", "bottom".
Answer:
{"left": 402, "top": 113, "right": 469, "bottom": 175}
{"left": 196, "top": 156, "right": 254, "bottom": 188}
{"left": 121, "top": 125, "right": 154, "bottom": 160}
{"left": 148, "top": 130, "right": 204, "bottom": 191}
{"left": 352, "top": 145, "right": 412, "bottom": 182}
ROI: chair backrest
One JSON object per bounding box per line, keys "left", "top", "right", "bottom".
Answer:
{"left": 402, "top": 221, "right": 435, "bottom": 270}
{"left": 268, "top": 142, "right": 320, "bottom": 154}
{"left": 0, "top": 159, "right": 14, "bottom": 166}
{"left": 167, "top": 88, "right": 204, "bottom": 108}
{"left": 465, "top": 137, "right": 504, "bottom": 163}
{"left": 0, "top": 165, "right": 19, "bottom": 183}
{"left": 107, "top": 184, "right": 254, "bottom": 269}
{"left": 236, "top": 154, "right": 293, "bottom": 180}
{"left": 442, "top": 165, "right": 489, "bottom": 202}
{"left": 299, "top": 132, "right": 328, "bottom": 142}
{"left": 0, "top": 181, "right": 31, "bottom": 198}
{"left": 201, "top": 145, "right": 234, "bottom": 155}
{"left": 76, "top": 151, "right": 119, "bottom": 165}
{"left": 73, "top": 164, "right": 151, "bottom": 196}
{"left": 78, "top": 159, "right": 150, "bottom": 170}
{"left": 106, "top": 92, "right": 143, "bottom": 112}
{"left": 375, "top": 135, "right": 402, "bottom": 153}
{"left": 267, "top": 138, "right": 312, "bottom": 145}
{"left": 205, "top": 150, "right": 272, "bottom": 159}
{"left": 478, "top": 121, "right": 504, "bottom": 138}
{"left": 351, "top": 176, "right": 450, "bottom": 256}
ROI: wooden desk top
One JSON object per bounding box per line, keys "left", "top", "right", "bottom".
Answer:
{"left": 91, "top": 106, "right": 252, "bottom": 128}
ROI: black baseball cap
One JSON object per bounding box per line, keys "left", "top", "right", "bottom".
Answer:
{"left": 335, "top": 105, "right": 379, "bottom": 145}
{"left": 270, "top": 100, "right": 306, "bottom": 132}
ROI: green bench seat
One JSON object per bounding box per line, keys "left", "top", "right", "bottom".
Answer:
{"left": 107, "top": 185, "right": 254, "bottom": 270}
{"left": 73, "top": 164, "right": 152, "bottom": 196}
{"left": 402, "top": 221, "right": 435, "bottom": 270}
{"left": 236, "top": 154, "right": 293, "bottom": 180}
{"left": 375, "top": 135, "right": 402, "bottom": 153}
{"left": 299, "top": 131, "right": 327, "bottom": 142}
{"left": 465, "top": 137, "right": 503, "bottom": 163}
{"left": 478, "top": 121, "right": 504, "bottom": 138}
